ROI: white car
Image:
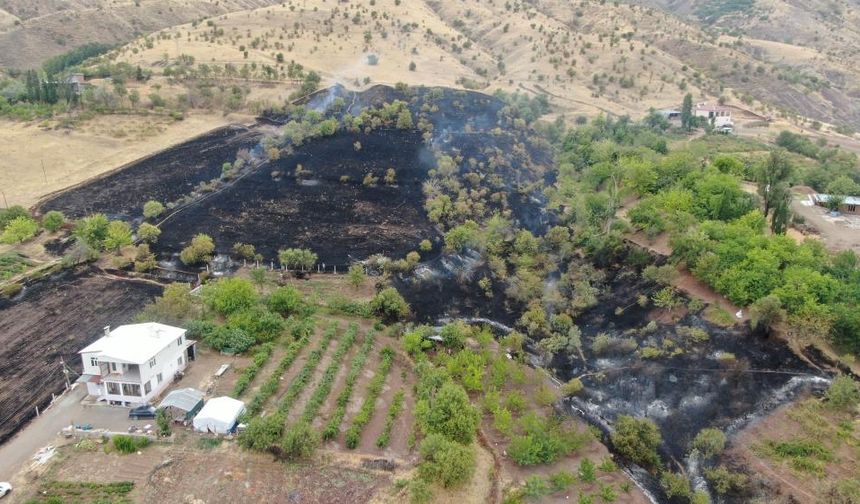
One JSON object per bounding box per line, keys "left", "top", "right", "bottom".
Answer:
{"left": 0, "top": 482, "right": 11, "bottom": 498}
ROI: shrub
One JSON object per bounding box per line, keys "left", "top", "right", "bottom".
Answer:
{"left": 508, "top": 414, "right": 589, "bottom": 466}
{"left": 610, "top": 415, "right": 662, "bottom": 468}
{"left": 143, "top": 200, "right": 165, "bottom": 219}
{"left": 579, "top": 458, "right": 596, "bottom": 482}
{"left": 279, "top": 422, "right": 319, "bottom": 460}
{"left": 691, "top": 428, "right": 726, "bottom": 457}
{"left": 112, "top": 435, "right": 150, "bottom": 454}
{"left": 134, "top": 244, "right": 157, "bottom": 272}
{"left": 240, "top": 413, "right": 285, "bottom": 451}
{"left": 0, "top": 205, "right": 28, "bottom": 230}
{"left": 180, "top": 233, "right": 215, "bottom": 265}
{"left": 204, "top": 325, "right": 255, "bottom": 354}
{"left": 417, "top": 434, "right": 476, "bottom": 488}
{"left": 266, "top": 286, "right": 304, "bottom": 316}
{"left": 704, "top": 465, "right": 748, "bottom": 495}
{"left": 42, "top": 210, "right": 65, "bottom": 232}
{"left": 227, "top": 306, "right": 285, "bottom": 342}
{"left": 137, "top": 222, "right": 161, "bottom": 243}
{"left": 415, "top": 381, "right": 480, "bottom": 444}
{"left": 439, "top": 321, "right": 470, "bottom": 349}
{"left": 203, "top": 277, "right": 258, "bottom": 315}
{"left": 156, "top": 409, "right": 171, "bottom": 437}
{"left": 825, "top": 375, "right": 860, "bottom": 410}
{"left": 370, "top": 287, "right": 410, "bottom": 321}
{"left": 348, "top": 264, "right": 365, "bottom": 288}
{"left": 0, "top": 216, "right": 39, "bottom": 244}
{"left": 660, "top": 471, "right": 692, "bottom": 500}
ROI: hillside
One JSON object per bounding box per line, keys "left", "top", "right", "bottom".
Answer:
{"left": 0, "top": 0, "right": 283, "bottom": 69}
{"left": 87, "top": 0, "right": 860, "bottom": 133}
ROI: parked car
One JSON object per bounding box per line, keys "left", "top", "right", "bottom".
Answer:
{"left": 0, "top": 482, "right": 12, "bottom": 498}
{"left": 128, "top": 404, "right": 157, "bottom": 420}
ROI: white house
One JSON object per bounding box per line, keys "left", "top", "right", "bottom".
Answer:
{"left": 77, "top": 323, "right": 196, "bottom": 406}
{"left": 695, "top": 103, "right": 733, "bottom": 128}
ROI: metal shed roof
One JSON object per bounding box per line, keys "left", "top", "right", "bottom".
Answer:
{"left": 158, "top": 388, "right": 204, "bottom": 412}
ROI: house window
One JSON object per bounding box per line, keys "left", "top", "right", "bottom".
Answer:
{"left": 90, "top": 357, "right": 98, "bottom": 367}
{"left": 111, "top": 362, "right": 117, "bottom": 372}
{"left": 149, "top": 358, "right": 157, "bottom": 368}
{"left": 122, "top": 383, "right": 142, "bottom": 397}
{"left": 177, "top": 336, "right": 183, "bottom": 346}
{"left": 144, "top": 381, "right": 152, "bottom": 395}
{"left": 106, "top": 382, "right": 121, "bottom": 395}
{"left": 177, "top": 356, "right": 183, "bottom": 366}
{"left": 157, "top": 373, "right": 163, "bottom": 384}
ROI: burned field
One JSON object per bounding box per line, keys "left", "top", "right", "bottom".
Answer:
{"left": 37, "top": 125, "right": 262, "bottom": 220}
{"left": 156, "top": 128, "right": 437, "bottom": 265}
{"left": 0, "top": 268, "right": 162, "bottom": 443}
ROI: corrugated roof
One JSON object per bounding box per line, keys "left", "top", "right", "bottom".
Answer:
{"left": 79, "top": 322, "right": 186, "bottom": 364}
{"left": 158, "top": 388, "right": 204, "bottom": 411}
{"left": 813, "top": 193, "right": 860, "bottom": 206}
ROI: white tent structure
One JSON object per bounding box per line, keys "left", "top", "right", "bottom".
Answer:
{"left": 192, "top": 396, "right": 245, "bottom": 434}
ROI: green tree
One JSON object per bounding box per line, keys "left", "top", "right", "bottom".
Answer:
{"left": 278, "top": 247, "right": 318, "bottom": 270}
{"left": 691, "top": 428, "right": 726, "bottom": 458}
{"left": 825, "top": 375, "right": 859, "bottom": 410}
{"left": 41, "top": 210, "right": 65, "bottom": 232}
{"left": 417, "top": 434, "right": 476, "bottom": 488}
{"left": 680, "top": 93, "right": 694, "bottom": 131}
{"left": 756, "top": 150, "right": 793, "bottom": 217}
{"left": 104, "top": 220, "right": 133, "bottom": 252}
{"left": 266, "top": 286, "right": 304, "bottom": 316}
{"left": 136, "top": 283, "right": 194, "bottom": 324}
{"left": 137, "top": 222, "right": 161, "bottom": 243}
{"left": 74, "top": 213, "right": 110, "bottom": 249}
{"left": 143, "top": 200, "right": 165, "bottom": 220}
{"left": 348, "top": 264, "right": 365, "bottom": 288}
{"left": 227, "top": 306, "right": 285, "bottom": 342}
{"left": 0, "top": 216, "right": 39, "bottom": 244}
{"left": 203, "top": 277, "right": 258, "bottom": 315}
{"left": 610, "top": 415, "right": 662, "bottom": 468}
{"left": 397, "top": 108, "right": 414, "bottom": 129}
{"left": 180, "top": 233, "right": 215, "bottom": 265}
{"left": 415, "top": 381, "right": 480, "bottom": 444}
{"left": 239, "top": 413, "right": 285, "bottom": 451}
{"left": 370, "top": 287, "right": 410, "bottom": 321}
{"left": 279, "top": 422, "right": 319, "bottom": 460}
{"left": 749, "top": 294, "right": 786, "bottom": 334}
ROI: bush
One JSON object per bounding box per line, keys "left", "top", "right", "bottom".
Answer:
{"left": 610, "top": 415, "right": 662, "bottom": 468}
{"left": 0, "top": 205, "right": 28, "bottom": 230}
{"left": 280, "top": 422, "right": 319, "bottom": 460}
{"left": 266, "top": 286, "right": 304, "bottom": 316}
{"left": 240, "top": 414, "right": 285, "bottom": 451}
{"left": 180, "top": 233, "right": 215, "bottom": 265}
{"left": 417, "top": 434, "right": 476, "bottom": 488}
{"left": 112, "top": 435, "right": 150, "bottom": 454}
{"left": 704, "top": 465, "right": 748, "bottom": 495}
{"left": 825, "top": 375, "right": 860, "bottom": 410}
{"left": 691, "top": 428, "right": 726, "bottom": 457}
{"left": 143, "top": 200, "right": 165, "bottom": 219}
{"left": 203, "top": 277, "right": 258, "bottom": 315}
{"left": 0, "top": 216, "right": 39, "bottom": 243}
{"left": 415, "top": 381, "right": 480, "bottom": 444}
{"left": 42, "top": 210, "right": 65, "bottom": 232}
{"left": 370, "top": 287, "right": 410, "bottom": 321}
{"left": 508, "top": 413, "right": 589, "bottom": 466}
{"left": 227, "top": 306, "right": 285, "bottom": 342}
{"left": 104, "top": 221, "right": 133, "bottom": 252}
{"left": 204, "top": 325, "right": 255, "bottom": 354}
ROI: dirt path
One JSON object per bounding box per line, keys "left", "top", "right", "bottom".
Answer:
{"left": 355, "top": 362, "right": 405, "bottom": 455}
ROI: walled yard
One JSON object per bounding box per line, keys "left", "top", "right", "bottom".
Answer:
{"left": 0, "top": 267, "right": 162, "bottom": 444}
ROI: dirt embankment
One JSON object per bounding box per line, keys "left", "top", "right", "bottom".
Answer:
{"left": 0, "top": 267, "right": 162, "bottom": 444}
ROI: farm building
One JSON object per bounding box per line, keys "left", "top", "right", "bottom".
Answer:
{"left": 77, "top": 323, "right": 196, "bottom": 406}
{"left": 695, "top": 103, "right": 733, "bottom": 128}
{"left": 811, "top": 193, "right": 860, "bottom": 214}
{"left": 158, "top": 387, "right": 205, "bottom": 422}
{"left": 193, "top": 396, "right": 245, "bottom": 434}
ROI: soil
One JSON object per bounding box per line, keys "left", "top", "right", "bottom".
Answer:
{"left": 36, "top": 124, "right": 261, "bottom": 220}
{"left": 0, "top": 267, "right": 163, "bottom": 444}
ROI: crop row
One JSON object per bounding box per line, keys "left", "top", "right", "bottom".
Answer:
{"left": 375, "top": 389, "right": 405, "bottom": 448}
{"left": 245, "top": 330, "right": 313, "bottom": 417}
{"left": 321, "top": 330, "right": 376, "bottom": 440}
{"left": 276, "top": 322, "right": 339, "bottom": 416}
{"left": 300, "top": 323, "right": 359, "bottom": 423}
{"left": 231, "top": 342, "right": 276, "bottom": 398}
{"left": 345, "top": 347, "right": 395, "bottom": 449}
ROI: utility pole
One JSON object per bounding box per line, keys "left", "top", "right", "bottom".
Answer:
{"left": 41, "top": 159, "right": 48, "bottom": 184}
{"left": 60, "top": 357, "right": 71, "bottom": 390}
{"left": 1, "top": 190, "right": 7, "bottom": 209}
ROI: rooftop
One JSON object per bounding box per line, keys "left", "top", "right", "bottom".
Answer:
{"left": 79, "top": 322, "right": 187, "bottom": 364}
{"left": 813, "top": 193, "right": 860, "bottom": 206}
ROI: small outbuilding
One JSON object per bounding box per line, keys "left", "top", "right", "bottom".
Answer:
{"left": 158, "top": 388, "right": 204, "bottom": 422}
{"left": 192, "top": 396, "right": 245, "bottom": 434}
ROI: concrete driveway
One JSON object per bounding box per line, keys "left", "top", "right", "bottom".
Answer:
{"left": 0, "top": 385, "right": 136, "bottom": 486}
